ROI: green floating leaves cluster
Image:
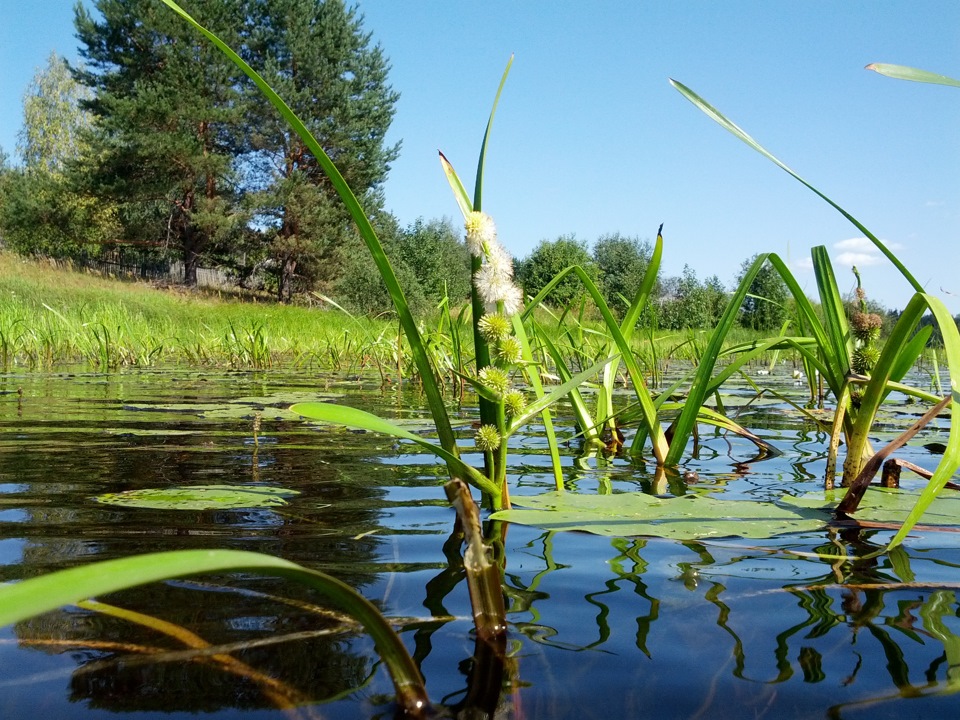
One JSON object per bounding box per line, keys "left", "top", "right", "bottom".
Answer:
{"left": 94, "top": 484, "right": 300, "bottom": 510}
{"left": 491, "top": 492, "right": 827, "bottom": 539}
{"left": 493, "top": 488, "right": 960, "bottom": 540}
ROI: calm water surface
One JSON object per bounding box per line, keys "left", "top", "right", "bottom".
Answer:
{"left": 0, "top": 367, "right": 958, "bottom": 719}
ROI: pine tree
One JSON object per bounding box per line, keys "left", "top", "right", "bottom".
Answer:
{"left": 73, "top": 0, "right": 247, "bottom": 285}
{"left": 241, "top": 0, "right": 400, "bottom": 301}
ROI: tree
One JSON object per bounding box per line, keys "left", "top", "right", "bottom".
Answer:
{"left": 242, "top": 0, "right": 400, "bottom": 301}
{"left": 736, "top": 255, "right": 789, "bottom": 332}
{"left": 392, "top": 217, "right": 471, "bottom": 305}
{"left": 658, "top": 265, "right": 711, "bottom": 329}
{"left": 0, "top": 53, "right": 117, "bottom": 260}
{"left": 73, "top": 0, "right": 248, "bottom": 286}
{"left": 515, "top": 235, "right": 597, "bottom": 307}
{"left": 335, "top": 216, "right": 470, "bottom": 317}
{"left": 592, "top": 232, "right": 658, "bottom": 319}
{"left": 17, "top": 52, "right": 93, "bottom": 174}
{"left": 703, "top": 274, "right": 728, "bottom": 327}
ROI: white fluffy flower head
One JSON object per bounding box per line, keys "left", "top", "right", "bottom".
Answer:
{"left": 464, "top": 211, "right": 497, "bottom": 257}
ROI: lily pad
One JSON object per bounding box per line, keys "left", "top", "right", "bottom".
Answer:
{"left": 490, "top": 491, "right": 827, "bottom": 540}
{"left": 93, "top": 484, "right": 300, "bottom": 510}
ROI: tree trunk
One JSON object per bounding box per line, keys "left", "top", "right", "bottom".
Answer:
{"left": 182, "top": 237, "right": 199, "bottom": 287}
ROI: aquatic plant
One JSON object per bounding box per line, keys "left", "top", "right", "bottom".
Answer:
{"left": 0, "top": 549, "right": 430, "bottom": 715}
{"left": 160, "top": 0, "right": 583, "bottom": 512}
{"left": 671, "top": 76, "right": 960, "bottom": 549}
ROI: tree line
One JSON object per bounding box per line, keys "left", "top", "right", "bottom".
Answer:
{"left": 0, "top": 0, "right": 878, "bottom": 334}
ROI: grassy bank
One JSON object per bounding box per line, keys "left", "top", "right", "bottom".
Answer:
{"left": 0, "top": 252, "right": 792, "bottom": 382}
{"left": 0, "top": 252, "right": 404, "bottom": 371}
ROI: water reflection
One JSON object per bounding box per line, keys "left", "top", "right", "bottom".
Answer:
{"left": 1, "top": 369, "right": 959, "bottom": 718}
{"left": 489, "top": 524, "right": 960, "bottom": 719}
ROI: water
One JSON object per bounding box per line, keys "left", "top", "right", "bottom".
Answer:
{"left": 0, "top": 367, "right": 958, "bottom": 719}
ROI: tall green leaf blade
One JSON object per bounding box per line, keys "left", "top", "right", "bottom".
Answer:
{"left": 885, "top": 295, "right": 960, "bottom": 550}
{"left": 670, "top": 78, "right": 924, "bottom": 292}
{"left": 533, "top": 319, "right": 601, "bottom": 445}
{"left": 474, "top": 55, "right": 514, "bottom": 210}
{"left": 508, "top": 355, "right": 617, "bottom": 433}
{"left": 513, "top": 314, "right": 565, "bottom": 487}
{"left": 599, "top": 226, "right": 664, "bottom": 437}
{"left": 811, "top": 246, "right": 852, "bottom": 381}
{"left": 866, "top": 63, "right": 960, "bottom": 88}
{"left": 438, "top": 151, "right": 472, "bottom": 220}
{"left": 844, "top": 294, "right": 929, "bottom": 479}
{"left": 665, "top": 253, "right": 769, "bottom": 466}
{"left": 160, "top": 0, "right": 457, "bottom": 462}
{"left": 621, "top": 226, "right": 663, "bottom": 341}
{"left": 766, "top": 254, "right": 841, "bottom": 388}
{"left": 522, "top": 265, "right": 669, "bottom": 463}
{"left": 0, "top": 549, "right": 428, "bottom": 711}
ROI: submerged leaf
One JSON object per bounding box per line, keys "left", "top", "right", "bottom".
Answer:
{"left": 94, "top": 484, "right": 300, "bottom": 510}
{"left": 491, "top": 491, "right": 826, "bottom": 539}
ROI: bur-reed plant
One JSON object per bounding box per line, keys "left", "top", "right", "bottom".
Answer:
{"left": 671, "top": 74, "right": 960, "bottom": 550}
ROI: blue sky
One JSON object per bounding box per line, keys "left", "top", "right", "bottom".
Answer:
{"left": 2, "top": 1, "right": 958, "bottom": 314}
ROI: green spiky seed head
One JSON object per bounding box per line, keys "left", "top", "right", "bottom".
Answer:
{"left": 478, "top": 366, "right": 510, "bottom": 396}
{"left": 503, "top": 389, "right": 527, "bottom": 418}
{"left": 475, "top": 424, "right": 502, "bottom": 452}
{"left": 852, "top": 345, "right": 881, "bottom": 374}
{"left": 496, "top": 336, "right": 523, "bottom": 365}
{"left": 478, "top": 313, "right": 512, "bottom": 343}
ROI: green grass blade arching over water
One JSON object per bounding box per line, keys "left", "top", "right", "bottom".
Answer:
{"left": 160, "top": 0, "right": 458, "bottom": 464}
{"left": 669, "top": 78, "right": 924, "bottom": 293}
{"left": 0, "top": 549, "right": 430, "bottom": 715}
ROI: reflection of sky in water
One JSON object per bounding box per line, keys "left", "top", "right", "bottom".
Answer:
{"left": 1, "top": 368, "right": 959, "bottom": 718}
{"left": 0, "top": 510, "right": 28, "bottom": 524}
{"left": 227, "top": 615, "right": 278, "bottom": 632}
{"left": 0, "top": 537, "right": 24, "bottom": 565}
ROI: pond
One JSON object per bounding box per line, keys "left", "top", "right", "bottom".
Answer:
{"left": 0, "top": 367, "right": 958, "bottom": 719}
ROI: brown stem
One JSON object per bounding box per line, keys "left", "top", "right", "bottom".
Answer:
{"left": 443, "top": 479, "right": 507, "bottom": 644}
{"left": 836, "top": 394, "right": 951, "bottom": 515}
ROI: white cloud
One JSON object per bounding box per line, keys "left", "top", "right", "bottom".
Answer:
{"left": 831, "top": 236, "right": 901, "bottom": 267}
{"left": 835, "top": 251, "right": 883, "bottom": 266}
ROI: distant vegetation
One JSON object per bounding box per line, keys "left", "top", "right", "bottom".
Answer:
{"left": 0, "top": 0, "right": 894, "bottom": 332}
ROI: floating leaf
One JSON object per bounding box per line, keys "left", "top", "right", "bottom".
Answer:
{"left": 94, "top": 485, "right": 300, "bottom": 510}
{"left": 782, "top": 488, "right": 960, "bottom": 528}
{"left": 491, "top": 491, "right": 827, "bottom": 539}
{"left": 124, "top": 392, "right": 342, "bottom": 420}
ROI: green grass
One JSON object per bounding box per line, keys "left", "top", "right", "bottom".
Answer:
{"left": 1, "top": 251, "right": 791, "bottom": 375}
{"left": 0, "top": 252, "right": 401, "bottom": 370}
